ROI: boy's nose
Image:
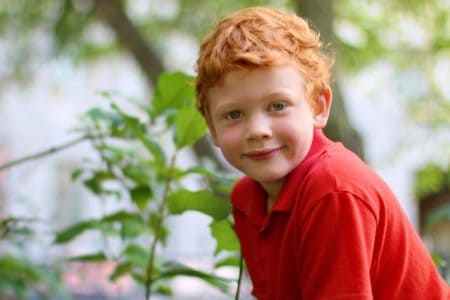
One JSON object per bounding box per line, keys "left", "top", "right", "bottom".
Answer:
{"left": 245, "top": 115, "right": 272, "bottom": 141}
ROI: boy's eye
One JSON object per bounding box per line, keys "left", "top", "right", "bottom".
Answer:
{"left": 271, "top": 102, "right": 286, "bottom": 111}
{"left": 227, "top": 110, "right": 243, "bottom": 120}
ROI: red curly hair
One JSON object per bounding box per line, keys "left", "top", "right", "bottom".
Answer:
{"left": 195, "top": 6, "right": 334, "bottom": 117}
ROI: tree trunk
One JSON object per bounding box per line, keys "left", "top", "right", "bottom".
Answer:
{"left": 295, "top": 0, "right": 365, "bottom": 158}
{"left": 93, "top": 0, "right": 164, "bottom": 88}
{"left": 92, "top": 0, "right": 226, "bottom": 168}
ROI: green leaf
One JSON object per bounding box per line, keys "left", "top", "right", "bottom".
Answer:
{"left": 210, "top": 181, "right": 234, "bottom": 198}
{"left": 71, "top": 169, "right": 83, "bottom": 181}
{"left": 94, "top": 170, "right": 116, "bottom": 181}
{"left": 137, "top": 135, "right": 166, "bottom": 168}
{"left": 173, "top": 166, "right": 217, "bottom": 180}
{"left": 130, "top": 185, "right": 153, "bottom": 210}
{"left": 85, "top": 107, "right": 121, "bottom": 125}
{"left": 415, "top": 163, "right": 447, "bottom": 200}
{"left": 102, "top": 210, "right": 143, "bottom": 223}
{"left": 96, "top": 144, "right": 129, "bottom": 162}
{"left": 84, "top": 107, "right": 123, "bottom": 135}
{"left": 1, "top": 217, "right": 35, "bottom": 241}
{"left": 122, "top": 164, "right": 151, "bottom": 185}
{"left": 152, "top": 72, "right": 195, "bottom": 116}
{"left": 121, "top": 217, "right": 145, "bottom": 239}
{"left": 98, "top": 222, "right": 120, "bottom": 237}
{"left": 167, "top": 189, "right": 231, "bottom": 220}
{"left": 101, "top": 210, "right": 145, "bottom": 239}
{"left": 122, "top": 244, "right": 148, "bottom": 266}
{"left": 210, "top": 219, "right": 240, "bottom": 255}
{"left": 83, "top": 170, "right": 116, "bottom": 195}
{"left": 110, "top": 262, "right": 133, "bottom": 282}
{"left": 0, "top": 253, "right": 68, "bottom": 299}
{"left": 0, "top": 255, "right": 40, "bottom": 283}
{"left": 214, "top": 254, "right": 241, "bottom": 269}
{"left": 131, "top": 272, "right": 146, "bottom": 286}
{"left": 174, "top": 105, "right": 208, "bottom": 149}
{"left": 156, "top": 261, "right": 232, "bottom": 294}
{"left": 83, "top": 177, "right": 102, "bottom": 195}
{"left": 69, "top": 252, "right": 107, "bottom": 262}
{"left": 8, "top": 226, "right": 34, "bottom": 239}
{"left": 0, "top": 255, "right": 52, "bottom": 297}
{"left": 153, "top": 282, "right": 173, "bottom": 296}
{"left": 111, "top": 103, "right": 144, "bottom": 138}
{"left": 54, "top": 219, "right": 100, "bottom": 244}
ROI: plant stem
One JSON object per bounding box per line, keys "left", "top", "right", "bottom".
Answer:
{"left": 235, "top": 253, "right": 244, "bottom": 300}
{"left": 90, "top": 130, "right": 130, "bottom": 189}
{"left": 0, "top": 134, "right": 92, "bottom": 171}
{"left": 144, "top": 151, "right": 177, "bottom": 300}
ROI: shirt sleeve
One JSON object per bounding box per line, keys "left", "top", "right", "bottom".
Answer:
{"left": 297, "top": 191, "right": 377, "bottom": 300}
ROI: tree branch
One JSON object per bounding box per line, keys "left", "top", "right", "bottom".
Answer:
{"left": 296, "top": 0, "right": 365, "bottom": 158}
{"left": 93, "top": 0, "right": 164, "bottom": 88}
{"left": 0, "top": 134, "right": 92, "bottom": 171}
{"left": 92, "top": 0, "right": 229, "bottom": 170}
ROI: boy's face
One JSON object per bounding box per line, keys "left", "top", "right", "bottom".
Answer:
{"left": 206, "top": 64, "right": 331, "bottom": 187}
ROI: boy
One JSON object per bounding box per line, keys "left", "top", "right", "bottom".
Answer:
{"left": 195, "top": 6, "right": 450, "bottom": 300}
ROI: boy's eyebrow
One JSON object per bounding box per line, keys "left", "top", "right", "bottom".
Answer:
{"left": 211, "top": 101, "right": 239, "bottom": 113}
{"left": 262, "top": 90, "right": 297, "bottom": 99}
{"left": 258, "top": 89, "right": 302, "bottom": 103}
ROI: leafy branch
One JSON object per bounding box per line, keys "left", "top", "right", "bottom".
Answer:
{"left": 145, "top": 152, "right": 177, "bottom": 299}
{"left": 49, "top": 72, "right": 242, "bottom": 299}
{"left": 0, "top": 71, "right": 244, "bottom": 298}
{"left": 0, "top": 134, "right": 94, "bottom": 171}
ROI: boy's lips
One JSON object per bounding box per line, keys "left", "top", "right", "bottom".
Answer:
{"left": 244, "top": 146, "right": 284, "bottom": 160}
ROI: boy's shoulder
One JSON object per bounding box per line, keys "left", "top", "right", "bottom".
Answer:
{"left": 231, "top": 140, "right": 379, "bottom": 195}
{"left": 230, "top": 138, "right": 394, "bottom": 213}
{"left": 302, "top": 142, "right": 393, "bottom": 204}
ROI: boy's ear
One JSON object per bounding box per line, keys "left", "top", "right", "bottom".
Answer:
{"left": 313, "top": 87, "right": 332, "bottom": 129}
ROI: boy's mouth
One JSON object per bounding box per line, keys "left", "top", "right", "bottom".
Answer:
{"left": 244, "top": 146, "right": 283, "bottom": 160}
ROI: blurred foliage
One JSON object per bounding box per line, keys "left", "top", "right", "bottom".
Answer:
{"left": 0, "top": 255, "right": 68, "bottom": 300}
{"left": 0, "top": 217, "right": 69, "bottom": 299}
{"left": 415, "top": 163, "right": 449, "bottom": 200}
{"left": 0, "top": 71, "right": 240, "bottom": 298}
{"left": 52, "top": 71, "right": 239, "bottom": 298}
{"left": 332, "top": 0, "right": 449, "bottom": 125}
{"left": 0, "top": 0, "right": 448, "bottom": 124}
{"left": 415, "top": 163, "right": 450, "bottom": 229}
{"left": 415, "top": 162, "right": 450, "bottom": 282}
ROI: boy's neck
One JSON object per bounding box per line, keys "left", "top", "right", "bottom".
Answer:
{"left": 261, "top": 129, "right": 326, "bottom": 213}
{"left": 261, "top": 179, "right": 285, "bottom": 213}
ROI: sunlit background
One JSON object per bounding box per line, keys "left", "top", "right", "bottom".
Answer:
{"left": 0, "top": 0, "right": 449, "bottom": 299}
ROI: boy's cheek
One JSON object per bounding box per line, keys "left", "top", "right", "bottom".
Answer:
{"left": 213, "top": 130, "right": 239, "bottom": 151}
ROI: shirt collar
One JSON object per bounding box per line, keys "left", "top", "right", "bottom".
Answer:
{"left": 232, "top": 129, "right": 331, "bottom": 223}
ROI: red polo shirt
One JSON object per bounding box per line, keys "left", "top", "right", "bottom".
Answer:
{"left": 231, "top": 130, "right": 449, "bottom": 299}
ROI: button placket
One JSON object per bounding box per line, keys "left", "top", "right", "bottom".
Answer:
{"left": 256, "top": 227, "right": 271, "bottom": 291}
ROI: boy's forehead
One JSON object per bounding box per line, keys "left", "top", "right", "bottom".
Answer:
{"left": 212, "top": 64, "right": 306, "bottom": 89}
{"left": 206, "top": 65, "right": 307, "bottom": 104}
{"left": 218, "top": 69, "right": 250, "bottom": 87}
